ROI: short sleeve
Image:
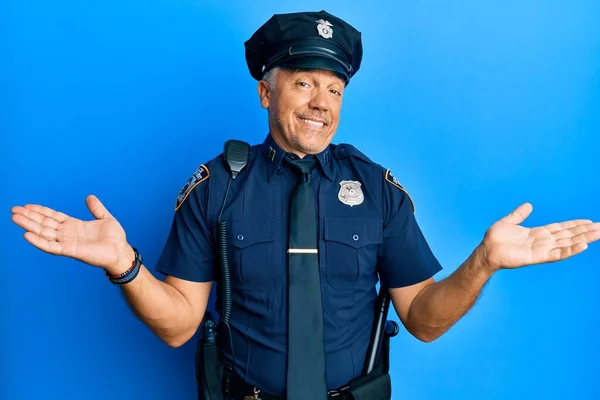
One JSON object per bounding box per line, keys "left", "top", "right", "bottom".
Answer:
{"left": 154, "top": 164, "right": 216, "bottom": 282}
{"left": 378, "top": 169, "right": 443, "bottom": 288}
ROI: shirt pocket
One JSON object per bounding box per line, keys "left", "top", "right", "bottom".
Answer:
{"left": 227, "top": 218, "right": 275, "bottom": 290}
{"left": 323, "top": 218, "right": 383, "bottom": 290}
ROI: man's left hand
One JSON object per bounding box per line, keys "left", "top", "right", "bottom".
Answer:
{"left": 481, "top": 203, "right": 600, "bottom": 272}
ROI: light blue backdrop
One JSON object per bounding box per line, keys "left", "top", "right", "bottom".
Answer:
{"left": 2, "top": 1, "right": 599, "bottom": 399}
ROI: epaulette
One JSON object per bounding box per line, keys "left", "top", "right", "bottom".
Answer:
{"left": 332, "top": 143, "right": 375, "bottom": 164}
{"left": 174, "top": 141, "right": 260, "bottom": 211}
{"left": 216, "top": 141, "right": 260, "bottom": 165}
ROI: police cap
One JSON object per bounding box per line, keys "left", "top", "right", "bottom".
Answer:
{"left": 244, "top": 10, "right": 363, "bottom": 84}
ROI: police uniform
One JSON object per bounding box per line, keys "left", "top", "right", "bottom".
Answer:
{"left": 155, "top": 10, "right": 442, "bottom": 399}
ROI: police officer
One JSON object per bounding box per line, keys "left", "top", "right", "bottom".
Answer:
{"left": 10, "top": 9, "right": 600, "bottom": 400}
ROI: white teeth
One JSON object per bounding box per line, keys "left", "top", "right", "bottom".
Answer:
{"left": 300, "top": 118, "right": 324, "bottom": 127}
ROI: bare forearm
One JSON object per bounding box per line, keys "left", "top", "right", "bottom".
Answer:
{"left": 406, "top": 244, "right": 494, "bottom": 342}
{"left": 106, "top": 252, "right": 195, "bottom": 347}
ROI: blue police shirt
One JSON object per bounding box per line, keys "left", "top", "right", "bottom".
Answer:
{"left": 155, "top": 133, "right": 443, "bottom": 395}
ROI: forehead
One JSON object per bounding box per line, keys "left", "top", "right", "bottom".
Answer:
{"left": 278, "top": 68, "right": 346, "bottom": 85}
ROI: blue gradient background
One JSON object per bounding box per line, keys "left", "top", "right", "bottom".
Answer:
{"left": 2, "top": 1, "right": 599, "bottom": 399}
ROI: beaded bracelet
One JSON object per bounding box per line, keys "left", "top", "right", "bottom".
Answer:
{"left": 105, "top": 247, "right": 143, "bottom": 285}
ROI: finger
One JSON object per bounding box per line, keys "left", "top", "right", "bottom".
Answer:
{"left": 86, "top": 195, "right": 113, "bottom": 220}
{"left": 13, "top": 214, "right": 58, "bottom": 241}
{"left": 12, "top": 206, "right": 61, "bottom": 230}
{"left": 551, "top": 222, "right": 600, "bottom": 240}
{"left": 582, "top": 227, "right": 600, "bottom": 244}
{"left": 547, "top": 242, "right": 588, "bottom": 263}
{"left": 501, "top": 203, "right": 533, "bottom": 225}
{"left": 23, "top": 232, "right": 64, "bottom": 255}
{"left": 12, "top": 213, "right": 47, "bottom": 235}
{"left": 545, "top": 219, "right": 594, "bottom": 234}
{"left": 21, "top": 204, "right": 69, "bottom": 223}
{"left": 554, "top": 228, "right": 600, "bottom": 248}
{"left": 570, "top": 223, "right": 600, "bottom": 238}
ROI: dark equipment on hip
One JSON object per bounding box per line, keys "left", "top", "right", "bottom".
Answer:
{"left": 196, "top": 139, "right": 250, "bottom": 400}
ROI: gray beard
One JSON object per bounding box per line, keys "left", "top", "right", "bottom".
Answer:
{"left": 270, "top": 113, "right": 324, "bottom": 155}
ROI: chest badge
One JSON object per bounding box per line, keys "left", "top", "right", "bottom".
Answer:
{"left": 338, "top": 180, "right": 364, "bottom": 207}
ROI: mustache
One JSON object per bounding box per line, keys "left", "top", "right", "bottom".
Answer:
{"left": 296, "top": 112, "right": 331, "bottom": 125}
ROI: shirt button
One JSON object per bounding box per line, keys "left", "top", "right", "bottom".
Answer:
{"left": 353, "top": 234, "right": 359, "bottom": 241}
{"left": 237, "top": 234, "right": 244, "bottom": 241}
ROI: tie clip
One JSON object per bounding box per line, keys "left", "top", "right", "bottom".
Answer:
{"left": 288, "top": 249, "right": 318, "bottom": 254}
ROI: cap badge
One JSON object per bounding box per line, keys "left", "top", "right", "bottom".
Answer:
{"left": 316, "top": 19, "right": 333, "bottom": 39}
{"left": 338, "top": 180, "right": 364, "bottom": 207}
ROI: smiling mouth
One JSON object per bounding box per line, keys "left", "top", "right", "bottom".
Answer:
{"left": 297, "top": 116, "right": 327, "bottom": 128}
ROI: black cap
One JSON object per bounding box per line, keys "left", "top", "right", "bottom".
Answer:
{"left": 244, "top": 10, "right": 363, "bottom": 84}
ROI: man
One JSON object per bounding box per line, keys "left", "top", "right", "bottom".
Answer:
{"left": 10, "top": 9, "right": 599, "bottom": 400}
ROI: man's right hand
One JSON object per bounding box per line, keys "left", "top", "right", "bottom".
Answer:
{"left": 11, "top": 194, "right": 134, "bottom": 275}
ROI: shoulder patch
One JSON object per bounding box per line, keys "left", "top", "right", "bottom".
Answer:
{"left": 385, "top": 169, "right": 415, "bottom": 213}
{"left": 175, "top": 164, "right": 209, "bottom": 211}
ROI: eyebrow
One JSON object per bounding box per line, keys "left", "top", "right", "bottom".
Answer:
{"left": 294, "top": 73, "right": 344, "bottom": 88}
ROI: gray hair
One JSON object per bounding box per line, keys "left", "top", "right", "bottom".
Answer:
{"left": 262, "top": 67, "right": 279, "bottom": 89}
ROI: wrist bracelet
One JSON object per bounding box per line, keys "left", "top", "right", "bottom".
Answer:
{"left": 105, "top": 247, "right": 143, "bottom": 285}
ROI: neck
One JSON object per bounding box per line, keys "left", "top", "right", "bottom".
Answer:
{"left": 269, "top": 131, "right": 308, "bottom": 158}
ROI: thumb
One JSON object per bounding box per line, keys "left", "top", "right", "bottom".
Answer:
{"left": 86, "top": 195, "right": 114, "bottom": 220}
{"left": 500, "top": 202, "right": 533, "bottom": 225}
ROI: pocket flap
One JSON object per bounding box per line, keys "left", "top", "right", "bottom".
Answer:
{"left": 324, "top": 218, "right": 383, "bottom": 249}
{"left": 228, "top": 219, "right": 275, "bottom": 249}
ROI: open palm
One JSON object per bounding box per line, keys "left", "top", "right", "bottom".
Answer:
{"left": 483, "top": 203, "right": 600, "bottom": 271}
{"left": 11, "top": 195, "right": 128, "bottom": 269}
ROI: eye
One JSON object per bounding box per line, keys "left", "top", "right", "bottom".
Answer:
{"left": 297, "top": 81, "right": 310, "bottom": 87}
{"left": 330, "top": 89, "right": 342, "bottom": 96}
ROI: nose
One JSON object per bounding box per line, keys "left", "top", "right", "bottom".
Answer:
{"left": 308, "top": 87, "right": 329, "bottom": 112}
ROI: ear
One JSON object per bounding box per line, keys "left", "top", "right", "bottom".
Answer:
{"left": 257, "top": 80, "right": 270, "bottom": 109}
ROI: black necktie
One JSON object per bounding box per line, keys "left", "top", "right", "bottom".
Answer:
{"left": 285, "top": 157, "right": 328, "bottom": 400}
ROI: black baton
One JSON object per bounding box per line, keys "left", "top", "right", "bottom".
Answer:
{"left": 363, "top": 288, "right": 399, "bottom": 375}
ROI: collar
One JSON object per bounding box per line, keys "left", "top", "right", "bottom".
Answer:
{"left": 261, "top": 133, "right": 334, "bottom": 181}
